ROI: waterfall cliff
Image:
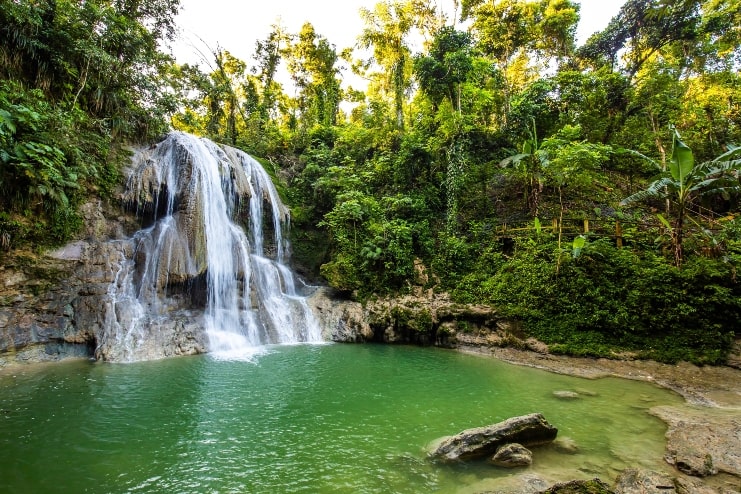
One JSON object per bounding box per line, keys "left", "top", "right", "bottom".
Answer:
{"left": 97, "top": 132, "right": 321, "bottom": 361}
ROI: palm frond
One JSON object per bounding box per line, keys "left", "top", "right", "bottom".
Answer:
{"left": 620, "top": 177, "right": 675, "bottom": 205}
{"left": 710, "top": 144, "right": 741, "bottom": 162}
{"left": 616, "top": 148, "right": 661, "bottom": 170}
{"left": 499, "top": 153, "right": 529, "bottom": 168}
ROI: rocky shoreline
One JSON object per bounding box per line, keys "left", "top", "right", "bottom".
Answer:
{"left": 2, "top": 255, "right": 740, "bottom": 492}
{"left": 307, "top": 288, "right": 741, "bottom": 493}
{"left": 451, "top": 347, "right": 741, "bottom": 493}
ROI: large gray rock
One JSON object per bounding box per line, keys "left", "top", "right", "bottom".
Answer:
{"left": 428, "top": 413, "right": 558, "bottom": 462}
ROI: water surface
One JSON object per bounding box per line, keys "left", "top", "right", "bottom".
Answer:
{"left": 0, "top": 344, "right": 683, "bottom": 493}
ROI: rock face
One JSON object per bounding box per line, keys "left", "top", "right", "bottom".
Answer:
{"left": 0, "top": 233, "right": 209, "bottom": 367}
{"left": 428, "top": 413, "right": 558, "bottom": 462}
{"left": 489, "top": 442, "right": 533, "bottom": 467}
{"left": 306, "top": 286, "right": 520, "bottom": 348}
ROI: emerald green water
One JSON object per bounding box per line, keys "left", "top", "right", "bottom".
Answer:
{"left": 0, "top": 345, "right": 683, "bottom": 493}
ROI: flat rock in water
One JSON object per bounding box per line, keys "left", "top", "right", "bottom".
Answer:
{"left": 553, "top": 390, "right": 580, "bottom": 399}
{"left": 428, "top": 412, "right": 558, "bottom": 462}
{"left": 553, "top": 436, "right": 580, "bottom": 454}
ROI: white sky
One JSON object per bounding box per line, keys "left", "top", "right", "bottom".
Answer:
{"left": 171, "top": 0, "right": 626, "bottom": 83}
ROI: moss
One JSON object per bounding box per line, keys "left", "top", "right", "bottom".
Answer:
{"left": 540, "top": 479, "right": 614, "bottom": 494}
{"left": 391, "top": 305, "right": 433, "bottom": 333}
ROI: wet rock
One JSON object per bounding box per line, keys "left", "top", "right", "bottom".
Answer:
{"left": 428, "top": 413, "right": 558, "bottom": 462}
{"left": 673, "top": 475, "right": 735, "bottom": 494}
{"left": 650, "top": 406, "right": 741, "bottom": 478}
{"left": 489, "top": 443, "right": 533, "bottom": 467}
{"left": 553, "top": 436, "right": 580, "bottom": 454}
{"left": 614, "top": 468, "right": 677, "bottom": 493}
{"left": 306, "top": 287, "right": 373, "bottom": 342}
{"left": 539, "top": 478, "right": 615, "bottom": 493}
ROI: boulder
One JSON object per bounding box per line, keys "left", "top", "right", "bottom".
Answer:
{"left": 489, "top": 443, "right": 533, "bottom": 467}
{"left": 428, "top": 413, "right": 558, "bottom": 462}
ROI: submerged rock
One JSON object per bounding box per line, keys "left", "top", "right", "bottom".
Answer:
{"left": 428, "top": 412, "right": 558, "bottom": 462}
{"left": 553, "top": 436, "right": 580, "bottom": 454}
{"left": 553, "top": 390, "right": 581, "bottom": 399}
{"left": 489, "top": 442, "right": 533, "bottom": 467}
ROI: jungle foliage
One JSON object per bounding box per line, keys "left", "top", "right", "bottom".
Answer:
{"left": 2, "top": 0, "right": 740, "bottom": 363}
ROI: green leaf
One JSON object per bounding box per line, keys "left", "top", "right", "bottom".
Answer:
{"left": 572, "top": 235, "right": 586, "bottom": 258}
{"left": 656, "top": 213, "right": 673, "bottom": 231}
{"left": 669, "top": 130, "right": 694, "bottom": 184}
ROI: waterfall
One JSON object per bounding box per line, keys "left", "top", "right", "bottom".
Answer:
{"left": 100, "top": 132, "right": 322, "bottom": 362}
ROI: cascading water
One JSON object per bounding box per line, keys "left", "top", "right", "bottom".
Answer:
{"left": 99, "top": 132, "right": 322, "bottom": 362}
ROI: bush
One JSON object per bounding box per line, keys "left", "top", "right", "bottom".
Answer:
{"left": 452, "top": 237, "right": 739, "bottom": 364}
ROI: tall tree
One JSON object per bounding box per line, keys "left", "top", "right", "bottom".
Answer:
{"left": 469, "top": 0, "right": 579, "bottom": 115}
{"left": 284, "top": 23, "right": 342, "bottom": 130}
{"left": 577, "top": 0, "right": 701, "bottom": 78}
{"left": 358, "top": 0, "right": 437, "bottom": 130}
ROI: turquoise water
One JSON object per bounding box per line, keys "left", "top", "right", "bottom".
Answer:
{"left": 0, "top": 345, "right": 683, "bottom": 493}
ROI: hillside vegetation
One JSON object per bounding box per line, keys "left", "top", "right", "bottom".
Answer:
{"left": 2, "top": 0, "right": 740, "bottom": 364}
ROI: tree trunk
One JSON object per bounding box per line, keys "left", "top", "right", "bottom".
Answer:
{"left": 674, "top": 206, "right": 684, "bottom": 267}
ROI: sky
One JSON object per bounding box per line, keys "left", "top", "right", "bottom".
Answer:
{"left": 171, "top": 0, "right": 627, "bottom": 80}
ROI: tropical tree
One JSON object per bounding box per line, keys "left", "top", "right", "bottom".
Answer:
{"left": 414, "top": 26, "right": 475, "bottom": 112}
{"left": 499, "top": 118, "right": 546, "bottom": 216}
{"left": 358, "top": 0, "right": 437, "bottom": 130}
{"left": 621, "top": 129, "right": 741, "bottom": 266}
{"left": 468, "top": 0, "right": 579, "bottom": 115}
{"left": 284, "top": 23, "right": 342, "bottom": 130}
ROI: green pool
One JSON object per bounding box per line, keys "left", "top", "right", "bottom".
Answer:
{"left": 0, "top": 344, "right": 683, "bottom": 493}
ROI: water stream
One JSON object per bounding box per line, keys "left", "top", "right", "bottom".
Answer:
{"left": 0, "top": 345, "right": 684, "bottom": 493}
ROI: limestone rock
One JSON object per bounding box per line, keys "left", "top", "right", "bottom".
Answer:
{"left": 673, "top": 476, "right": 735, "bottom": 494}
{"left": 306, "top": 287, "right": 373, "bottom": 342}
{"left": 428, "top": 413, "right": 558, "bottom": 462}
{"left": 614, "top": 469, "right": 677, "bottom": 493}
{"left": 474, "top": 473, "right": 550, "bottom": 493}
{"left": 526, "top": 337, "right": 550, "bottom": 354}
{"left": 650, "top": 406, "right": 741, "bottom": 478}
{"left": 489, "top": 443, "right": 533, "bottom": 467}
